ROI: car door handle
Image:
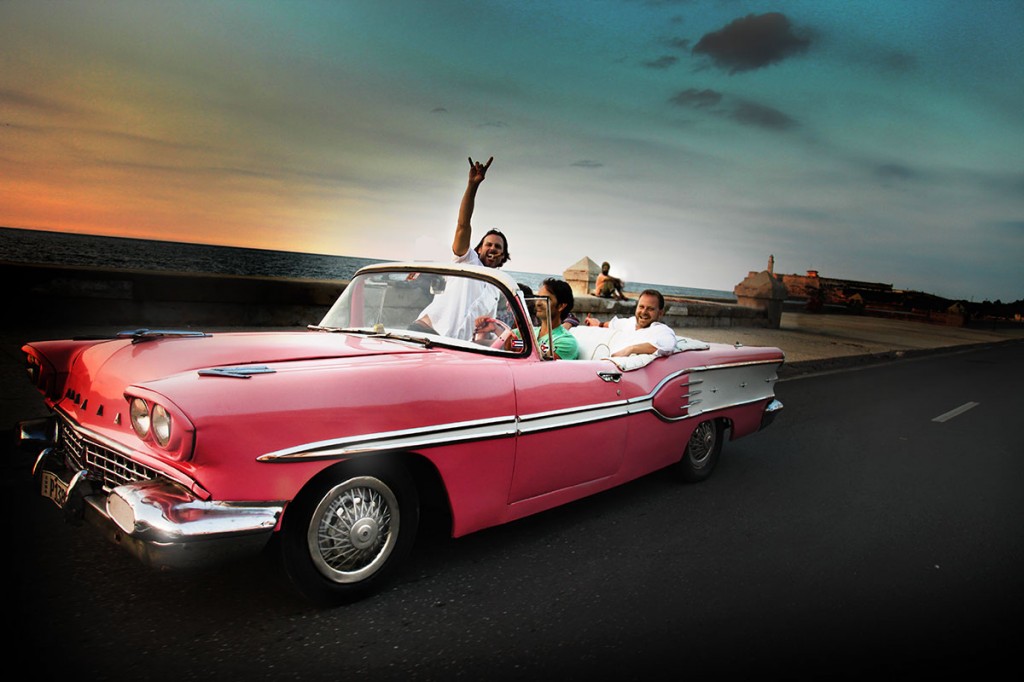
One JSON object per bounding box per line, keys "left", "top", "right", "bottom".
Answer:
{"left": 597, "top": 371, "right": 621, "bottom": 383}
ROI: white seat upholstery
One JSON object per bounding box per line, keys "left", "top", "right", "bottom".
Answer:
{"left": 570, "top": 326, "right": 711, "bottom": 365}
{"left": 568, "top": 325, "right": 619, "bottom": 360}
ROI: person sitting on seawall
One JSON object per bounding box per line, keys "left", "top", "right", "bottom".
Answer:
{"left": 583, "top": 288, "right": 676, "bottom": 357}
{"left": 593, "top": 261, "right": 628, "bottom": 301}
{"left": 411, "top": 155, "right": 510, "bottom": 340}
{"left": 493, "top": 278, "right": 580, "bottom": 359}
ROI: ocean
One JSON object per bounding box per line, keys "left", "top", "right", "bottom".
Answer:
{"left": 0, "top": 226, "right": 735, "bottom": 301}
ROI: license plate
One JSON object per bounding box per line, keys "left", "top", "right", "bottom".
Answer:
{"left": 41, "top": 470, "right": 70, "bottom": 508}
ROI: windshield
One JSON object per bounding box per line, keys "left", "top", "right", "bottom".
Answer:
{"left": 316, "top": 269, "right": 531, "bottom": 354}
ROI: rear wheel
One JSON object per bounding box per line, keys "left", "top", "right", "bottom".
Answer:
{"left": 280, "top": 461, "right": 419, "bottom": 605}
{"left": 676, "top": 419, "right": 722, "bottom": 483}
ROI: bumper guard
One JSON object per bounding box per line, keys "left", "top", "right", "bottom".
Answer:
{"left": 760, "top": 399, "right": 784, "bottom": 430}
{"left": 25, "top": 426, "right": 284, "bottom": 570}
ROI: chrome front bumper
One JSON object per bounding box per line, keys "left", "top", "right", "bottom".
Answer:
{"left": 23, "top": 419, "right": 284, "bottom": 570}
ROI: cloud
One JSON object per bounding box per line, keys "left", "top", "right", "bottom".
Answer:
{"left": 730, "top": 100, "right": 799, "bottom": 131}
{"left": 693, "top": 13, "right": 811, "bottom": 74}
{"left": 669, "top": 88, "right": 797, "bottom": 132}
{"left": 874, "top": 163, "right": 916, "bottom": 181}
{"left": 669, "top": 88, "right": 722, "bottom": 109}
{"left": 880, "top": 51, "right": 916, "bottom": 72}
{"left": 571, "top": 160, "right": 603, "bottom": 168}
{"left": 643, "top": 55, "right": 678, "bottom": 69}
{"left": 0, "top": 87, "right": 80, "bottom": 116}
{"left": 985, "top": 220, "right": 1024, "bottom": 234}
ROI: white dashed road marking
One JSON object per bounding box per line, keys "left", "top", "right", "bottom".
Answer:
{"left": 932, "top": 401, "right": 980, "bottom": 423}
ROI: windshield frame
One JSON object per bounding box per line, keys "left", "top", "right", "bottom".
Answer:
{"left": 315, "top": 262, "right": 537, "bottom": 358}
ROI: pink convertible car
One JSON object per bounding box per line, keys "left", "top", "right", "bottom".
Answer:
{"left": 20, "top": 262, "right": 784, "bottom": 604}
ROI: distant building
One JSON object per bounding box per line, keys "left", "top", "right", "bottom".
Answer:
{"left": 772, "top": 267, "right": 965, "bottom": 324}
{"left": 775, "top": 269, "right": 894, "bottom": 307}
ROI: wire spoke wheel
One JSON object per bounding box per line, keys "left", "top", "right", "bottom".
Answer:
{"left": 687, "top": 421, "right": 717, "bottom": 470}
{"left": 308, "top": 476, "right": 399, "bottom": 583}
{"left": 282, "top": 463, "right": 419, "bottom": 604}
{"left": 677, "top": 419, "right": 722, "bottom": 483}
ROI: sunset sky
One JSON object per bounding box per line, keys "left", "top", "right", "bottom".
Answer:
{"left": 2, "top": 0, "right": 1022, "bottom": 301}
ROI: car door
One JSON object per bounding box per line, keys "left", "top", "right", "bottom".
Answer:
{"left": 508, "top": 357, "right": 634, "bottom": 503}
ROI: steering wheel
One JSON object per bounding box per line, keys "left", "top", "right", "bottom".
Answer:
{"left": 479, "top": 317, "right": 513, "bottom": 348}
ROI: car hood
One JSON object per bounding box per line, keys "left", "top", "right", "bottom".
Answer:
{"left": 50, "top": 330, "right": 430, "bottom": 420}
{"left": 79, "top": 329, "right": 429, "bottom": 379}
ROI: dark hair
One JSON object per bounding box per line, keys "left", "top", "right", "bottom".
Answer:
{"left": 518, "top": 283, "right": 537, "bottom": 321}
{"left": 639, "top": 288, "right": 665, "bottom": 310}
{"left": 474, "top": 229, "right": 510, "bottom": 265}
{"left": 541, "top": 277, "right": 574, "bottom": 322}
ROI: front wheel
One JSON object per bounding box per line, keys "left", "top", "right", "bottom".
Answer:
{"left": 676, "top": 419, "right": 723, "bottom": 483}
{"left": 280, "top": 461, "right": 419, "bottom": 605}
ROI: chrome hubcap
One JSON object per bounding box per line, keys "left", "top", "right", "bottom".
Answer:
{"left": 349, "top": 517, "right": 380, "bottom": 550}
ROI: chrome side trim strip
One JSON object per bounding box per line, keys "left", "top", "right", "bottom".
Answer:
{"left": 516, "top": 400, "right": 630, "bottom": 435}
{"left": 258, "top": 415, "right": 518, "bottom": 462}
{"left": 258, "top": 360, "right": 783, "bottom": 462}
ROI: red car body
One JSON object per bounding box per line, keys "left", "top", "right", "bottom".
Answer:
{"left": 20, "top": 262, "right": 784, "bottom": 603}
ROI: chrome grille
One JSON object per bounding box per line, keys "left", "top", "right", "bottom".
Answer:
{"left": 57, "top": 415, "right": 162, "bottom": 492}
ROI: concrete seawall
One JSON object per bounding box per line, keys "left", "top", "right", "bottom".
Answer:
{"left": 7, "top": 262, "right": 344, "bottom": 328}
{"left": 574, "top": 294, "right": 771, "bottom": 329}
{"left": 7, "top": 262, "right": 774, "bottom": 329}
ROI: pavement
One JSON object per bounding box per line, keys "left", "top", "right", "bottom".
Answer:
{"left": 3, "top": 313, "right": 1023, "bottom": 431}
{"left": 675, "top": 311, "right": 1024, "bottom": 377}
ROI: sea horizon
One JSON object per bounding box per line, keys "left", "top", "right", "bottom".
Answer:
{"left": 0, "top": 225, "right": 737, "bottom": 301}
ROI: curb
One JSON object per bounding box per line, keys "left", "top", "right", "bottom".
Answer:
{"left": 777, "top": 337, "right": 1022, "bottom": 381}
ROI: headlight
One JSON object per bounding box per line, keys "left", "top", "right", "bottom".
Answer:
{"left": 152, "top": 404, "right": 172, "bottom": 447}
{"left": 130, "top": 397, "right": 151, "bottom": 438}
{"left": 123, "top": 392, "right": 194, "bottom": 460}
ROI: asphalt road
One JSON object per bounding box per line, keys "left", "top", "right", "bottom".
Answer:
{"left": 10, "top": 342, "right": 1024, "bottom": 680}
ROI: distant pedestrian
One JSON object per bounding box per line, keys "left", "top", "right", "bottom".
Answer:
{"left": 593, "top": 261, "right": 628, "bottom": 300}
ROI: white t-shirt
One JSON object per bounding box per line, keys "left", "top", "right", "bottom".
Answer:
{"left": 607, "top": 316, "right": 677, "bottom": 356}
{"left": 417, "top": 249, "right": 500, "bottom": 340}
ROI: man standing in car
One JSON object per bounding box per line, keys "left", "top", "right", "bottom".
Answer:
{"left": 412, "top": 156, "right": 511, "bottom": 339}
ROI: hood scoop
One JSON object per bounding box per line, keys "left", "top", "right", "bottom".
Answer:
{"left": 197, "top": 365, "right": 276, "bottom": 379}
{"left": 117, "top": 329, "right": 211, "bottom": 344}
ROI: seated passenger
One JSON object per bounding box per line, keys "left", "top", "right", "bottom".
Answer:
{"left": 583, "top": 289, "right": 675, "bottom": 357}
{"left": 495, "top": 278, "right": 579, "bottom": 359}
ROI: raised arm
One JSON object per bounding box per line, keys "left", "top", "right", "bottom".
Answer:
{"left": 452, "top": 156, "right": 493, "bottom": 257}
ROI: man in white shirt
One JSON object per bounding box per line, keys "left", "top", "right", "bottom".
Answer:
{"left": 412, "top": 156, "right": 510, "bottom": 340}
{"left": 583, "top": 289, "right": 677, "bottom": 357}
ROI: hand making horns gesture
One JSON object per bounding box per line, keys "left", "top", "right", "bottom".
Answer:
{"left": 468, "top": 156, "right": 493, "bottom": 184}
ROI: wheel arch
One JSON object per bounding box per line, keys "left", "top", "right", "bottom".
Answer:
{"left": 281, "top": 451, "right": 452, "bottom": 537}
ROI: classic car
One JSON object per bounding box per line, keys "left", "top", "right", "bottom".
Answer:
{"left": 19, "top": 262, "right": 784, "bottom": 604}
